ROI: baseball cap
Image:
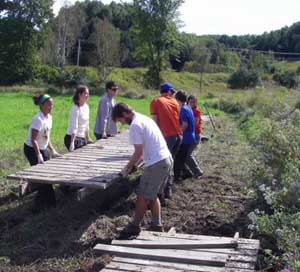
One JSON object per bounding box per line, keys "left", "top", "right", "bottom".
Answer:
{"left": 160, "top": 82, "right": 176, "bottom": 94}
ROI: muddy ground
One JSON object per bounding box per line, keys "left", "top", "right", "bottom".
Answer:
{"left": 0, "top": 116, "right": 257, "bottom": 272}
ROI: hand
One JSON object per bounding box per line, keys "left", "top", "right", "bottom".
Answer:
{"left": 51, "top": 149, "right": 61, "bottom": 158}
{"left": 69, "top": 142, "right": 75, "bottom": 152}
{"left": 37, "top": 153, "right": 44, "bottom": 164}
{"left": 87, "top": 139, "right": 94, "bottom": 144}
{"left": 102, "top": 134, "right": 108, "bottom": 139}
{"left": 119, "top": 166, "right": 130, "bottom": 178}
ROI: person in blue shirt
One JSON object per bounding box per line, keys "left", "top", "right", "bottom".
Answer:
{"left": 173, "top": 91, "right": 196, "bottom": 182}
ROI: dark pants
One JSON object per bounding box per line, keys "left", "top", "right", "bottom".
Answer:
{"left": 164, "top": 135, "right": 182, "bottom": 189}
{"left": 23, "top": 144, "right": 56, "bottom": 209}
{"left": 94, "top": 133, "right": 113, "bottom": 140}
{"left": 64, "top": 134, "right": 87, "bottom": 150}
{"left": 174, "top": 143, "right": 192, "bottom": 180}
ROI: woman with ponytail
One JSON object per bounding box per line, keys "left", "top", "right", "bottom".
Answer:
{"left": 23, "top": 93, "right": 60, "bottom": 211}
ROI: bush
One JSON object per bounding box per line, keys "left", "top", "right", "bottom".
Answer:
{"left": 273, "top": 71, "right": 299, "bottom": 89}
{"left": 33, "top": 65, "right": 59, "bottom": 84}
{"left": 228, "top": 67, "right": 260, "bottom": 89}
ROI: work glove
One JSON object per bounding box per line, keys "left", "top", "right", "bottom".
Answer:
{"left": 69, "top": 141, "right": 75, "bottom": 152}
{"left": 37, "top": 153, "right": 44, "bottom": 164}
{"left": 51, "top": 149, "right": 61, "bottom": 158}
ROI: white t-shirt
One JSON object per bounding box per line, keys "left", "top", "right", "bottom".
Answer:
{"left": 24, "top": 112, "right": 52, "bottom": 150}
{"left": 129, "top": 112, "right": 171, "bottom": 167}
{"left": 66, "top": 104, "right": 89, "bottom": 138}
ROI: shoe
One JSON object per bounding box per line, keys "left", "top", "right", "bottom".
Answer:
{"left": 148, "top": 225, "right": 164, "bottom": 232}
{"left": 174, "top": 176, "right": 183, "bottom": 183}
{"left": 193, "top": 171, "right": 203, "bottom": 180}
{"left": 119, "top": 223, "right": 141, "bottom": 239}
{"left": 164, "top": 187, "right": 172, "bottom": 199}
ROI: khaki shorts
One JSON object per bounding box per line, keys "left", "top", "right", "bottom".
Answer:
{"left": 137, "top": 156, "right": 173, "bottom": 200}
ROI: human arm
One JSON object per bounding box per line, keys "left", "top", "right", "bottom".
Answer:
{"left": 68, "top": 107, "right": 79, "bottom": 151}
{"left": 47, "top": 140, "right": 61, "bottom": 158}
{"left": 85, "top": 128, "right": 93, "bottom": 144}
{"left": 98, "top": 98, "right": 110, "bottom": 137}
{"left": 181, "top": 120, "right": 188, "bottom": 132}
{"left": 120, "top": 144, "right": 143, "bottom": 177}
{"left": 31, "top": 128, "right": 44, "bottom": 163}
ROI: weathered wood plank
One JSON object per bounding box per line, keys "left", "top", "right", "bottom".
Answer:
{"left": 112, "top": 257, "right": 224, "bottom": 272}
{"left": 93, "top": 244, "right": 227, "bottom": 267}
{"left": 112, "top": 239, "right": 238, "bottom": 249}
{"left": 8, "top": 174, "right": 110, "bottom": 189}
{"left": 137, "top": 231, "right": 237, "bottom": 243}
{"left": 225, "top": 261, "right": 255, "bottom": 270}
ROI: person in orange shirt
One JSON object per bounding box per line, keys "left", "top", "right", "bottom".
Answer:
{"left": 150, "top": 82, "right": 182, "bottom": 202}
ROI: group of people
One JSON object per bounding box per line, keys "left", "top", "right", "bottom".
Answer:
{"left": 23, "top": 81, "right": 118, "bottom": 210}
{"left": 23, "top": 80, "right": 204, "bottom": 236}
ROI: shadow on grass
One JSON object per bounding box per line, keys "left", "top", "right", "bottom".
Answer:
{"left": 0, "top": 175, "right": 140, "bottom": 266}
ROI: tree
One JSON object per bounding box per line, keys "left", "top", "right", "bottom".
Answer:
{"left": 88, "top": 18, "right": 120, "bottom": 81}
{"left": 0, "top": 0, "right": 53, "bottom": 84}
{"left": 132, "top": 0, "right": 183, "bottom": 88}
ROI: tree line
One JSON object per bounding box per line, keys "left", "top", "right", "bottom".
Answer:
{"left": 1, "top": 0, "right": 300, "bottom": 87}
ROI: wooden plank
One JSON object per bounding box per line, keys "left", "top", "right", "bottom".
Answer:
{"left": 112, "top": 239, "right": 238, "bottom": 249}
{"left": 8, "top": 174, "right": 110, "bottom": 189}
{"left": 225, "top": 261, "right": 255, "bottom": 270}
{"left": 9, "top": 171, "right": 118, "bottom": 182}
{"left": 18, "top": 167, "right": 119, "bottom": 177}
{"left": 137, "top": 231, "right": 237, "bottom": 244}
{"left": 112, "top": 257, "right": 224, "bottom": 272}
{"left": 93, "top": 244, "right": 227, "bottom": 267}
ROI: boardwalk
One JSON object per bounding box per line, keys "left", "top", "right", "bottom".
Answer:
{"left": 94, "top": 231, "right": 260, "bottom": 272}
{"left": 8, "top": 131, "right": 132, "bottom": 189}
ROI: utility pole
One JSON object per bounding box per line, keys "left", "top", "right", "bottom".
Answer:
{"left": 76, "top": 39, "right": 81, "bottom": 66}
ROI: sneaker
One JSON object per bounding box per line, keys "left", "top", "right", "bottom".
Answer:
{"left": 148, "top": 225, "right": 164, "bottom": 232}
{"left": 119, "top": 223, "right": 141, "bottom": 239}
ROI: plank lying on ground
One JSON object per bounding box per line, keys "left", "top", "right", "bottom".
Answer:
{"left": 93, "top": 244, "right": 227, "bottom": 267}
{"left": 137, "top": 231, "right": 238, "bottom": 243}
{"left": 110, "top": 257, "right": 224, "bottom": 272}
{"left": 112, "top": 238, "right": 238, "bottom": 249}
{"left": 104, "top": 259, "right": 224, "bottom": 272}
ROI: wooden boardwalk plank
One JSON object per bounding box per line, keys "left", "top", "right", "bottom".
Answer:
{"left": 112, "top": 239, "right": 238, "bottom": 249}
{"left": 93, "top": 244, "right": 227, "bottom": 267}
{"left": 7, "top": 131, "right": 132, "bottom": 189}
{"left": 111, "top": 257, "right": 224, "bottom": 272}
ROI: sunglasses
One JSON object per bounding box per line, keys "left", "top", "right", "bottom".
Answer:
{"left": 111, "top": 88, "right": 118, "bottom": 91}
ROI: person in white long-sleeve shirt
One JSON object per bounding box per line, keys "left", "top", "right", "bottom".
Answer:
{"left": 94, "top": 81, "right": 118, "bottom": 140}
{"left": 64, "top": 85, "right": 93, "bottom": 152}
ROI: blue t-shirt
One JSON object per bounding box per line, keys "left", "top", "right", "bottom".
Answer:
{"left": 180, "top": 105, "right": 195, "bottom": 144}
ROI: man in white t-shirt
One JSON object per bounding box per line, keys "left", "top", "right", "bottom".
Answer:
{"left": 112, "top": 103, "right": 173, "bottom": 237}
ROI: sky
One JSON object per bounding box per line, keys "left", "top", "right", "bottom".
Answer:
{"left": 53, "top": 0, "right": 300, "bottom": 36}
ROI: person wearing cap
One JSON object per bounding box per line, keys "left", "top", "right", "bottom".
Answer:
{"left": 23, "top": 93, "right": 60, "bottom": 211}
{"left": 150, "top": 82, "right": 182, "bottom": 201}
{"left": 174, "top": 91, "right": 196, "bottom": 182}
{"left": 94, "top": 81, "right": 118, "bottom": 140}
{"left": 112, "top": 103, "right": 173, "bottom": 237}
{"left": 65, "top": 85, "right": 93, "bottom": 152}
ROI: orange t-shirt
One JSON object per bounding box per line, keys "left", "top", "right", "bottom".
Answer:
{"left": 150, "top": 95, "right": 181, "bottom": 137}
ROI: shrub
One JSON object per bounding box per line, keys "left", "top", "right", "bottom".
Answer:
{"left": 273, "top": 71, "right": 299, "bottom": 89}
{"left": 33, "top": 65, "right": 59, "bottom": 84}
{"left": 228, "top": 67, "right": 260, "bottom": 89}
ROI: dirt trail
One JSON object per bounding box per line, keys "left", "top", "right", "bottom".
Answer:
{"left": 0, "top": 115, "right": 256, "bottom": 272}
